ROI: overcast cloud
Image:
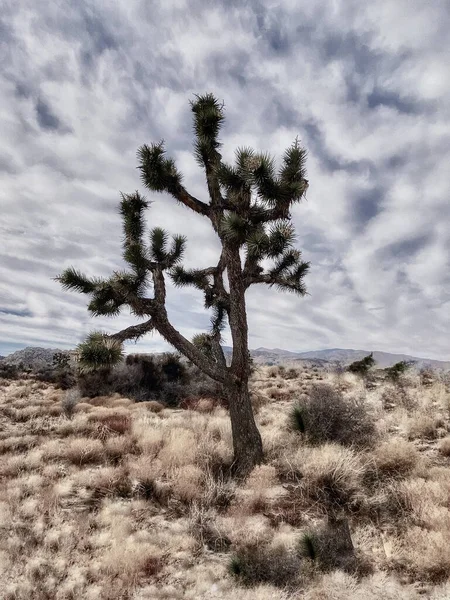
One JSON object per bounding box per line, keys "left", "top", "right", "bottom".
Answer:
{"left": 1, "top": 0, "right": 449, "bottom": 360}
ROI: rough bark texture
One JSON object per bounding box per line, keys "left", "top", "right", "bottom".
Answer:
{"left": 224, "top": 243, "right": 264, "bottom": 475}
{"left": 226, "top": 382, "right": 264, "bottom": 476}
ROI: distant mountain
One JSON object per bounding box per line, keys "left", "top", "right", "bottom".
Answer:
{"left": 224, "top": 346, "right": 450, "bottom": 369}
{"left": 2, "top": 345, "right": 449, "bottom": 371}
{"left": 1, "top": 347, "right": 67, "bottom": 369}
{"left": 294, "top": 348, "right": 450, "bottom": 369}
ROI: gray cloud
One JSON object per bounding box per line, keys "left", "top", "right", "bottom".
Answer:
{"left": 36, "top": 98, "right": 65, "bottom": 131}
{"left": 1, "top": 0, "right": 449, "bottom": 360}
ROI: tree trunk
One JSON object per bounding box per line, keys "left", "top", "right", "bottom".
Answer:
{"left": 226, "top": 380, "right": 263, "bottom": 477}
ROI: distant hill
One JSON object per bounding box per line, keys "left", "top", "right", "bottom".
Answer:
{"left": 0, "top": 347, "right": 67, "bottom": 369}
{"left": 224, "top": 346, "right": 450, "bottom": 369}
{"left": 293, "top": 348, "right": 450, "bottom": 369}
{"left": 2, "top": 345, "right": 449, "bottom": 371}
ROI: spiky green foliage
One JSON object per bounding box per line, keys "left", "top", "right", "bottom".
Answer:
{"left": 220, "top": 213, "right": 252, "bottom": 243}
{"left": 170, "top": 266, "right": 209, "bottom": 290}
{"left": 120, "top": 192, "right": 149, "bottom": 272}
{"left": 192, "top": 333, "right": 215, "bottom": 356}
{"left": 56, "top": 268, "right": 99, "bottom": 294}
{"left": 150, "top": 227, "right": 169, "bottom": 263}
{"left": 279, "top": 138, "right": 309, "bottom": 201}
{"left": 291, "top": 405, "right": 306, "bottom": 433}
{"left": 137, "top": 142, "right": 183, "bottom": 195}
{"left": 300, "top": 533, "right": 317, "bottom": 561}
{"left": 77, "top": 332, "right": 124, "bottom": 373}
{"left": 190, "top": 93, "right": 224, "bottom": 169}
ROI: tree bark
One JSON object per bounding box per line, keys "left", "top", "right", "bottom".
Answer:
{"left": 223, "top": 243, "right": 264, "bottom": 476}
{"left": 226, "top": 380, "right": 263, "bottom": 477}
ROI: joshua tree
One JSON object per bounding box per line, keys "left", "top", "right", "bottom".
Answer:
{"left": 57, "top": 94, "right": 310, "bottom": 475}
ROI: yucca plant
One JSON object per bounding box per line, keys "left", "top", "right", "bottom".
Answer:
{"left": 57, "top": 94, "right": 310, "bottom": 476}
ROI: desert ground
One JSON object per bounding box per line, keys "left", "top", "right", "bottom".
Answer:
{"left": 1, "top": 364, "right": 450, "bottom": 599}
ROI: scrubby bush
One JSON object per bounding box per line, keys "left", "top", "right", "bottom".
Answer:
{"left": 229, "top": 543, "right": 302, "bottom": 588}
{"left": 61, "top": 388, "right": 81, "bottom": 419}
{"left": 291, "top": 383, "right": 376, "bottom": 448}
{"left": 0, "top": 362, "right": 21, "bottom": 380}
{"left": 300, "top": 519, "right": 370, "bottom": 575}
{"left": 347, "top": 353, "right": 375, "bottom": 376}
{"left": 77, "top": 352, "right": 224, "bottom": 408}
{"left": 159, "top": 353, "right": 187, "bottom": 382}
{"left": 381, "top": 386, "right": 417, "bottom": 411}
{"left": 299, "top": 444, "right": 365, "bottom": 513}
{"left": 438, "top": 437, "right": 450, "bottom": 457}
{"left": 385, "top": 361, "right": 414, "bottom": 384}
{"left": 419, "top": 367, "right": 434, "bottom": 387}
{"left": 368, "top": 439, "right": 419, "bottom": 480}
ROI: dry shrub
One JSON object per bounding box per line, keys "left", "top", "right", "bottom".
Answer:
{"left": 392, "top": 527, "right": 450, "bottom": 583}
{"left": 171, "top": 464, "right": 204, "bottom": 503}
{"left": 292, "top": 384, "right": 376, "bottom": 448}
{"left": 229, "top": 542, "right": 302, "bottom": 588}
{"left": 304, "top": 571, "right": 421, "bottom": 600}
{"left": 300, "top": 518, "right": 372, "bottom": 576}
{"left": 408, "top": 414, "right": 439, "bottom": 440}
{"left": 232, "top": 465, "right": 281, "bottom": 515}
{"left": 63, "top": 438, "right": 104, "bottom": 465}
{"left": 267, "top": 387, "right": 292, "bottom": 401}
{"left": 61, "top": 388, "right": 81, "bottom": 419}
{"left": 90, "top": 413, "right": 132, "bottom": 438}
{"left": 264, "top": 492, "right": 306, "bottom": 528}
{"left": 0, "top": 435, "right": 38, "bottom": 454}
{"left": 73, "top": 467, "right": 132, "bottom": 506}
{"left": 100, "top": 541, "right": 164, "bottom": 583}
{"left": 133, "top": 421, "right": 164, "bottom": 456}
{"left": 438, "top": 437, "right": 450, "bottom": 456}
{"left": 200, "top": 469, "right": 236, "bottom": 510}
{"left": 285, "top": 368, "right": 299, "bottom": 380}
{"left": 267, "top": 366, "right": 279, "bottom": 378}
{"left": 369, "top": 439, "right": 420, "bottom": 480}
{"left": 138, "top": 400, "right": 165, "bottom": 413}
{"left": 365, "top": 479, "right": 415, "bottom": 524}
{"left": 381, "top": 386, "right": 417, "bottom": 411}
{"left": 179, "top": 397, "right": 218, "bottom": 413}
{"left": 189, "top": 505, "right": 231, "bottom": 552}
{"left": 294, "top": 444, "right": 365, "bottom": 513}
{"left": 104, "top": 435, "right": 137, "bottom": 462}
{"left": 158, "top": 427, "right": 198, "bottom": 468}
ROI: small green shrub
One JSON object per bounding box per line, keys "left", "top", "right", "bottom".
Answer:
{"left": 385, "top": 361, "right": 414, "bottom": 384}
{"left": 347, "top": 353, "right": 375, "bottom": 376}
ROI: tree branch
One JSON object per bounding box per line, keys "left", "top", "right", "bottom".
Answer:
{"left": 110, "top": 319, "right": 154, "bottom": 343}
{"left": 176, "top": 187, "right": 211, "bottom": 216}
{"left": 154, "top": 313, "right": 227, "bottom": 382}
{"left": 244, "top": 272, "right": 308, "bottom": 295}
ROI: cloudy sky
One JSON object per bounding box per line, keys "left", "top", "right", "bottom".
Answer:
{"left": 1, "top": 0, "right": 449, "bottom": 360}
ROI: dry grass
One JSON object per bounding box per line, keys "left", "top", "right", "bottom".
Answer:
{"left": 1, "top": 369, "right": 450, "bottom": 598}
{"left": 438, "top": 437, "right": 450, "bottom": 456}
